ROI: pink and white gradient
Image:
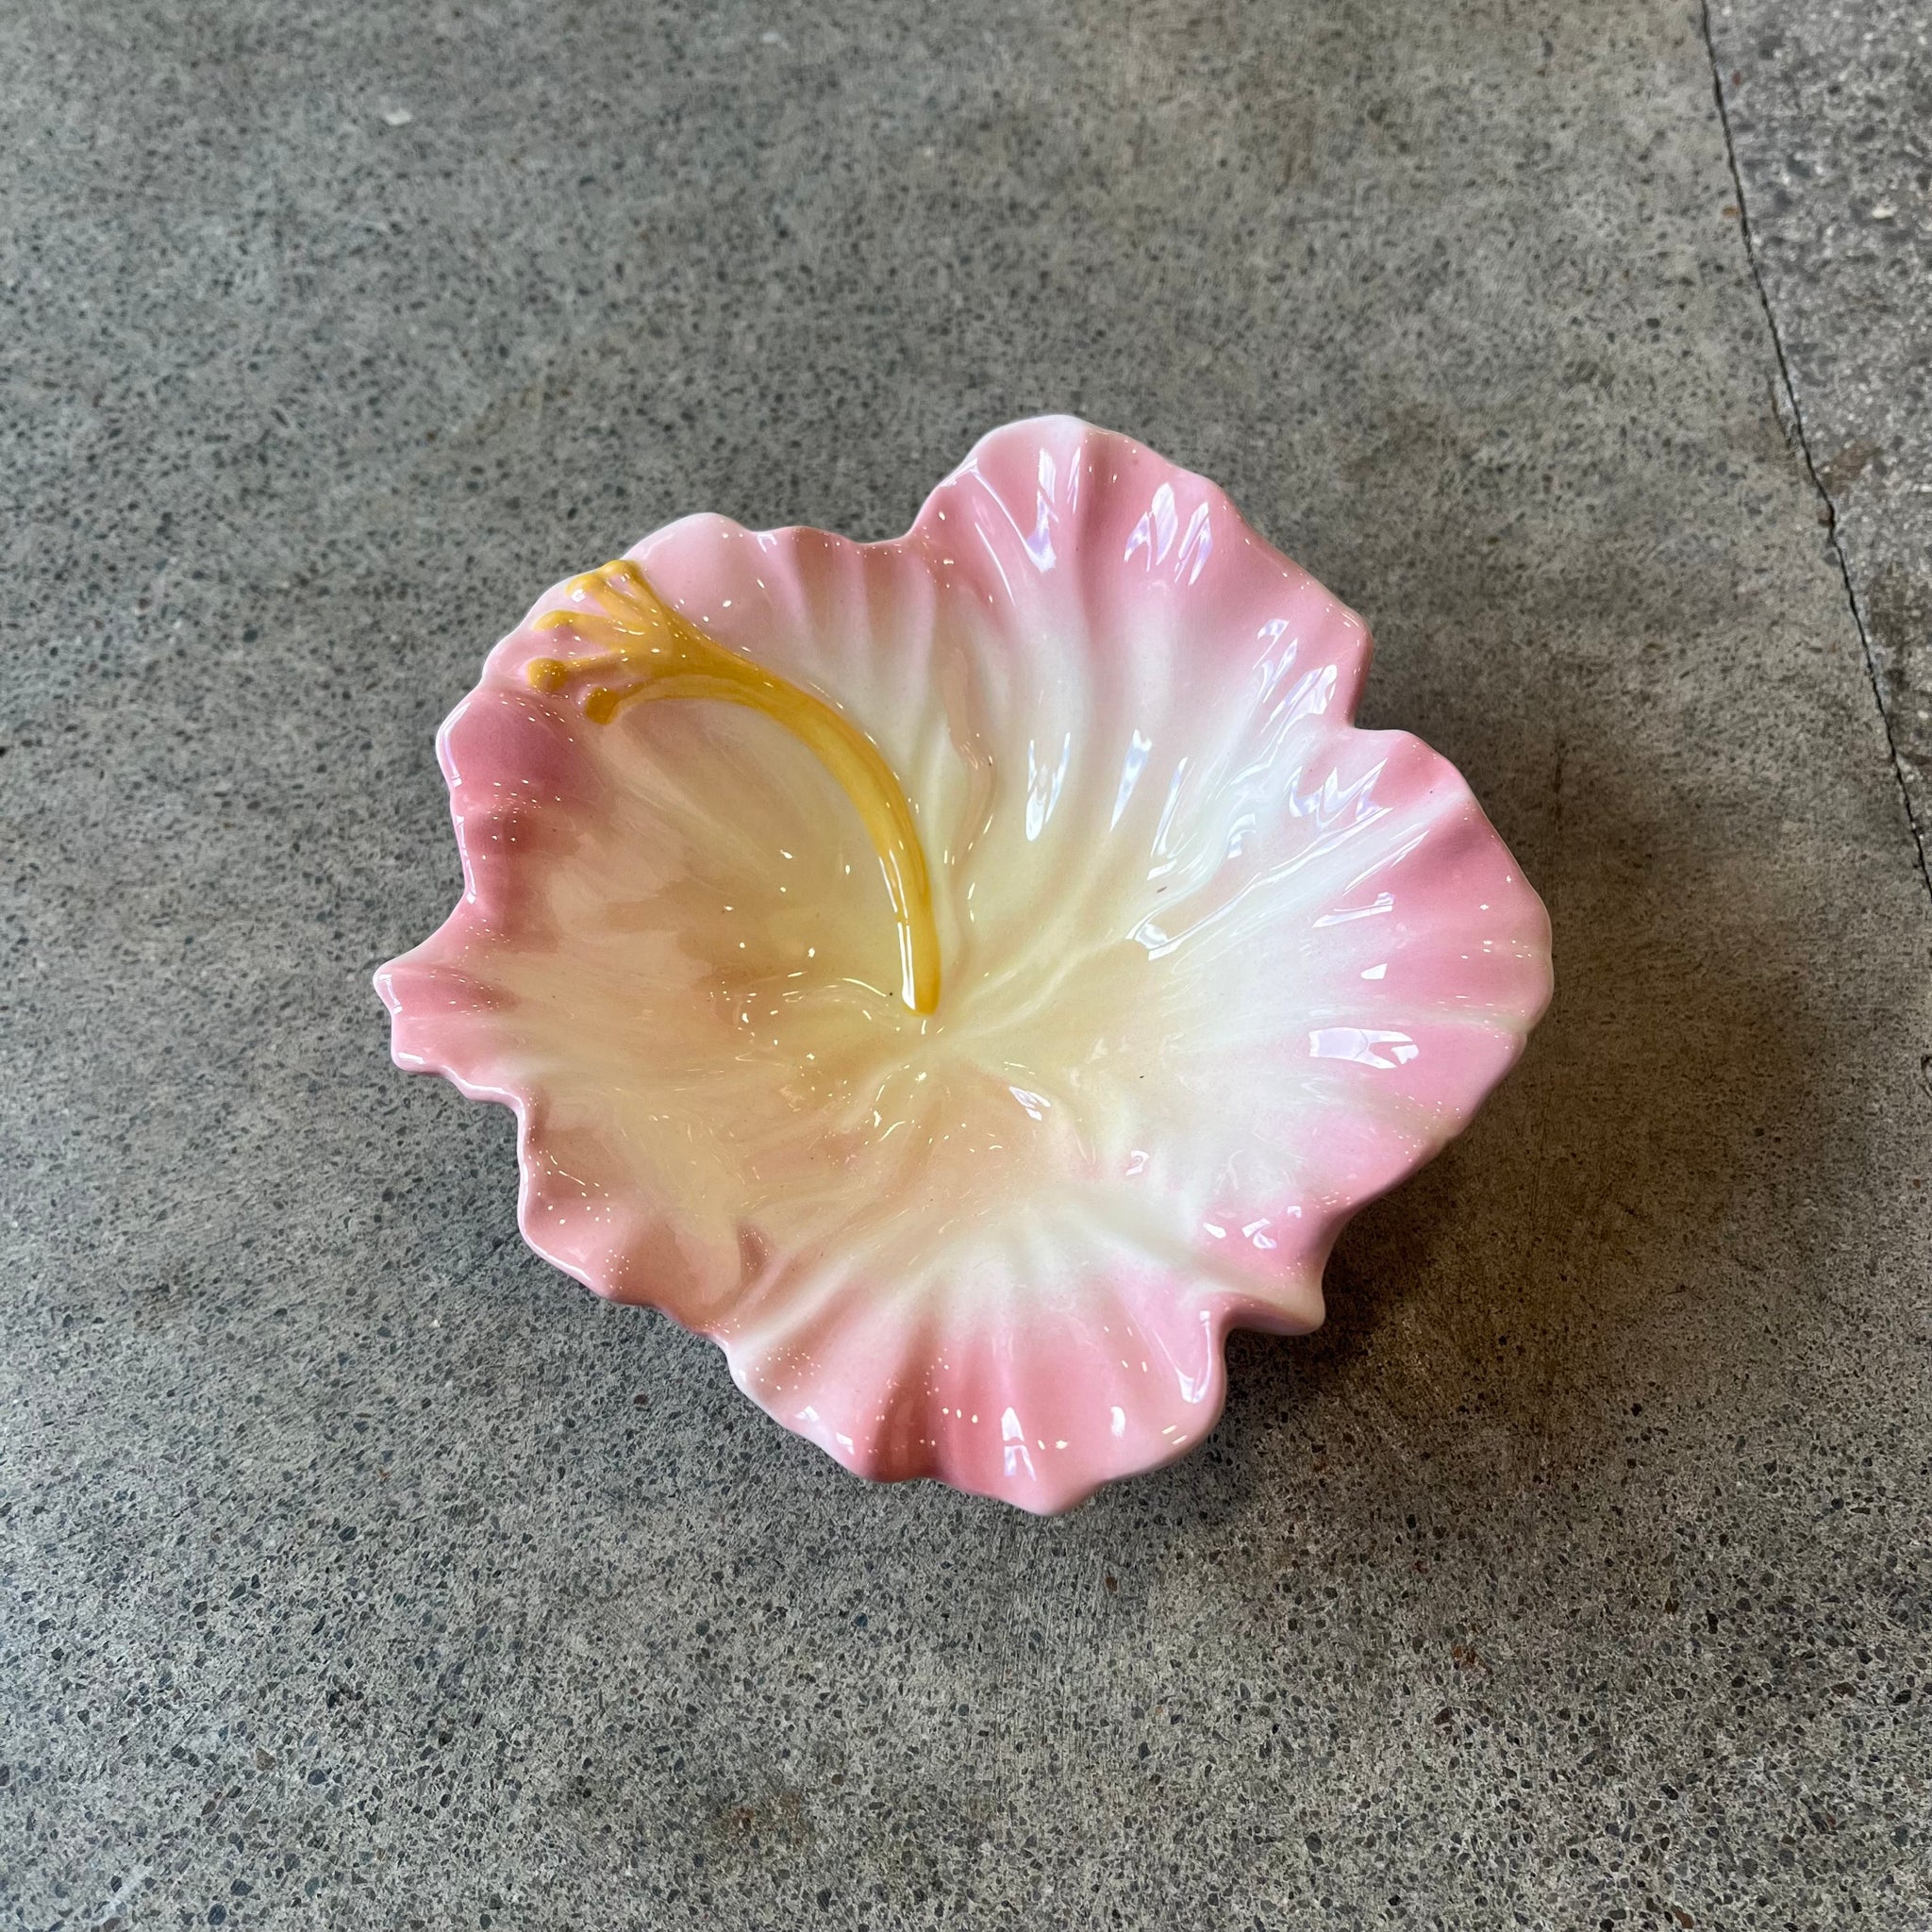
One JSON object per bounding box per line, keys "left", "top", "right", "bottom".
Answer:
{"left": 376, "top": 417, "right": 1552, "bottom": 1512}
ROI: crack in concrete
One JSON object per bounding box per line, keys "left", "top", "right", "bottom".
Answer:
{"left": 1699, "top": 0, "right": 1932, "bottom": 907}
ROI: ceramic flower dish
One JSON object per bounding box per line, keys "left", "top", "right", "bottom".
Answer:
{"left": 376, "top": 416, "right": 1552, "bottom": 1513}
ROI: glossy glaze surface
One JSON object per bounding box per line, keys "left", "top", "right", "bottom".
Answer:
{"left": 376, "top": 416, "right": 1553, "bottom": 1512}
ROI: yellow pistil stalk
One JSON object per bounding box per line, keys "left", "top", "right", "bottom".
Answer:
{"left": 525, "top": 558, "right": 942, "bottom": 1016}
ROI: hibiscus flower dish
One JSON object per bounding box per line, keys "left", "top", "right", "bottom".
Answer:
{"left": 376, "top": 416, "right": 1552, "bottom": 1513}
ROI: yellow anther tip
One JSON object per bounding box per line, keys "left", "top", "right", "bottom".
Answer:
{"left": 525, "top": 657, "right": 572, "bottom": 692}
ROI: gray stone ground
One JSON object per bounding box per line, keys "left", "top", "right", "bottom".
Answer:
{"left": 2, "top": 1, "right": 1927, "bottom": 1927}
{"left": 1707, "top": 0, "right": 1932, "bottom": 873}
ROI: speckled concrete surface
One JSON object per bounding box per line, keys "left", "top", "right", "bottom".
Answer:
{"left": 1707, "top": 0, "right": 1932, "bottom": 876}
{"left": 3, "top": 3, "right": 1928, "bottom": 1928}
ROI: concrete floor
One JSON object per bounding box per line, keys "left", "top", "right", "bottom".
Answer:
{"left": 4, "top": 1, "right": 1927, "bottom": 1927}
{"left": 1707, "top": 0, "right": 1932, "bottom": 866}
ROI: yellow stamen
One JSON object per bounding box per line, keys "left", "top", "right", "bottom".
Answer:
{"left": 527, "top": 558, "right": 942, "bottom": 1015}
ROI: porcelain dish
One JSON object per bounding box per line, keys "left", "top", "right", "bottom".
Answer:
{"left": 377, "top": 416, "right": 1552, "bottom": 1512}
